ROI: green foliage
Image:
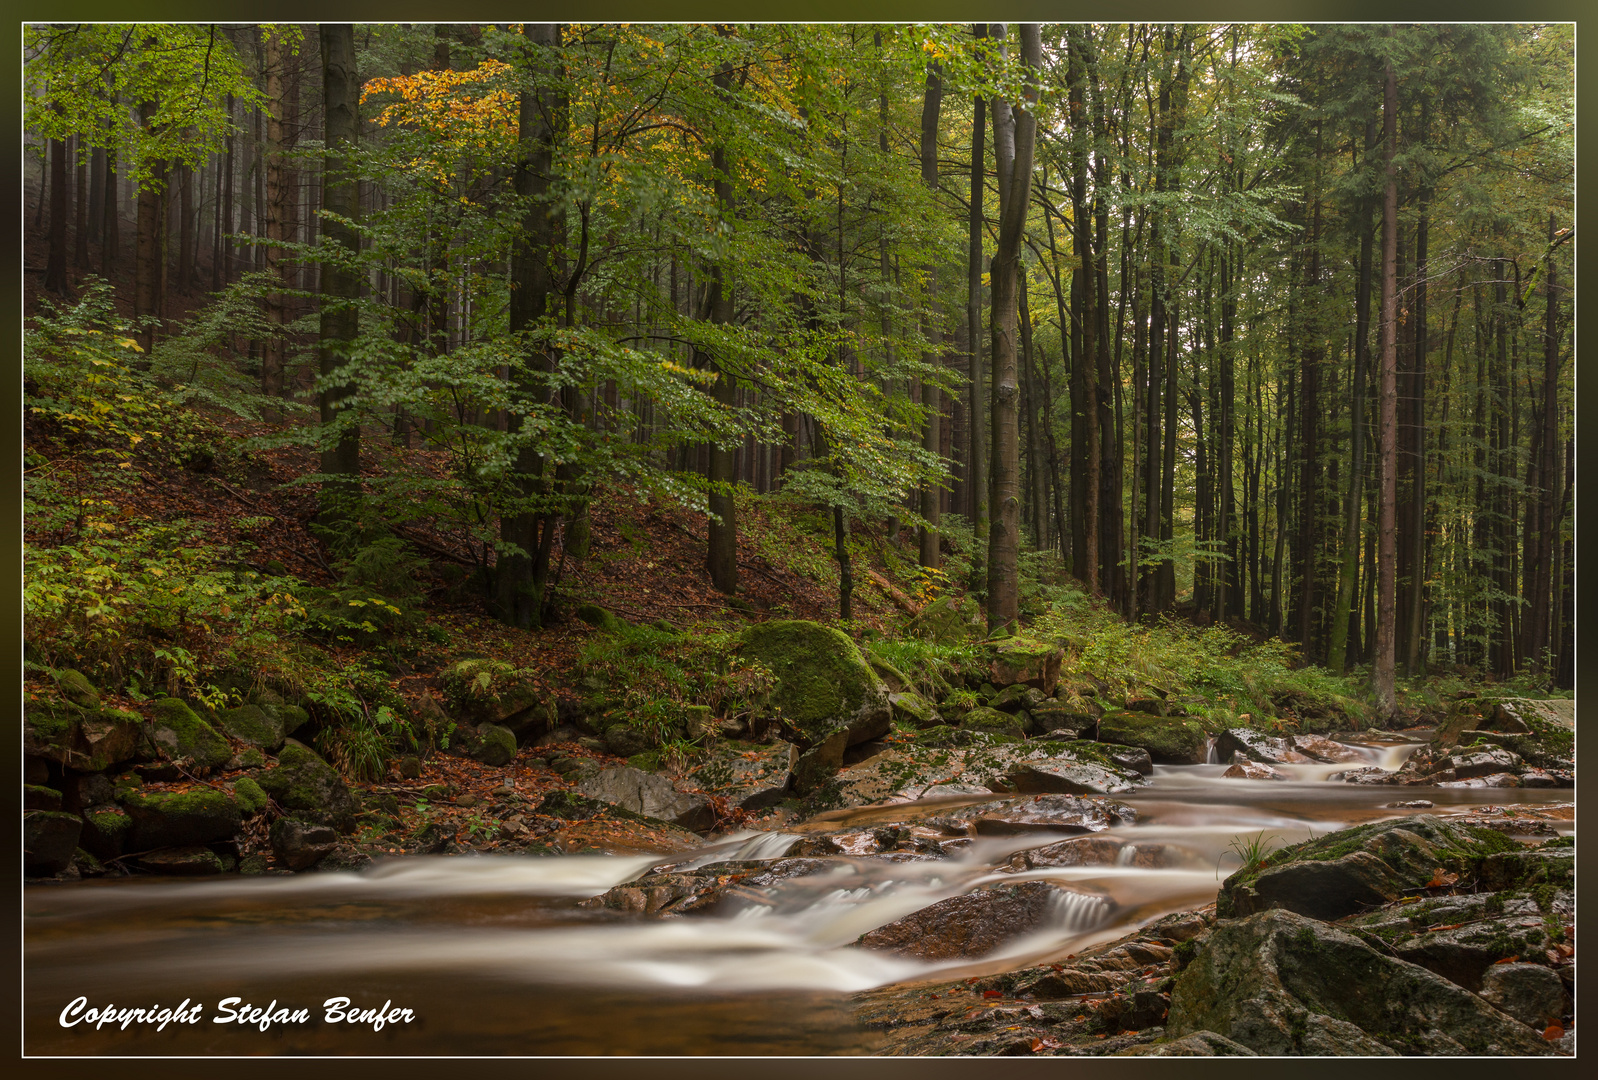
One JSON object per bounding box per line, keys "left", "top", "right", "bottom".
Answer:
{"left": 304, "top": 658, "right": 413, "bottom": 780}
{"left": 1033, "top": 602, "right": 1368, "bottom": 724}
{"left": 24, "top": 518, "right": 308, "bottom": 705}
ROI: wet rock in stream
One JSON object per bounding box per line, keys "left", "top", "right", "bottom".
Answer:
{"left": 856, "top": 881, "right": 1110, "bottom": 961}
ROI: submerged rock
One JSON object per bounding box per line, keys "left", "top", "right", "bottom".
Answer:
{"left": 1167, "top": 908, "right": 1554, "bottom": 1055}
{"left": 858, "top": 880, "right": 1104, "bottom": 961}
{"left": 1223, "top": 760, "right": 1288, "bottom": 781}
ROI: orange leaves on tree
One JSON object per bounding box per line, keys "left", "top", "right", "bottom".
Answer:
{"left": 362, "top": 60, "right": 518, "bottom": 182}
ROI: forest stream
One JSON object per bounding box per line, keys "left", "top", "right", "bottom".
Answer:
{"left": 24, "top": 734, "right": 1574, "bottom": 1055}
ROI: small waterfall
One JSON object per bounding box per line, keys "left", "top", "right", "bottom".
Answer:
{"left": 1205, "top": 738, "right": 1220, "bottom": 764}
{"left": 1050, "top": 888, "right": 1113, "bottom": 934}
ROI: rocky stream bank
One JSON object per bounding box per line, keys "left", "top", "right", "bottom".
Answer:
{"left": 24, "top": 617, "right": 1576, "bottom": 1056}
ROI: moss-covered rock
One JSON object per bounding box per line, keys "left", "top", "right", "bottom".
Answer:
{"left": 438, "top": 658, "right": 548, "bottom": 733}
{"left": 960, "top": 706, "right": 1026, "bottom": 739}
{"left": 1217, "top": 815, "right": 1519, "bottom": 920}
{"left": 903, "top": 594, "right": 980, "bottom": 643}
{"left": 576, "top": 604, "right": 628, "bottom": 633}
{"left": 470, "top": 722, "right": 518, "bottom": 767}
{"left": 985, "top": 638, "right": 1064, "bottom": 696}
{"left": 1166, "top": 908, "right": 1554, "bottom": 1055}
{"left": 254, "top": 742, "right": 359, "bottom": 833}
{"left": 119, "top": 788, "right": 241, "bottom": 850}
{"left": 24, "top": 810, "right": 83, "bottom": 875}
{"left": 738, "top": 620, "right": 890, "bottom": 748}
{"left": 1097, "top": 711, "right": 1210, "bottom": 765}
{"left": 888, "top": 691, "right": 939, "bottom": 729}
{"left": 865, "top": 655, "right": 910, "bottom": 692}
{"left": 146, "top": 698, "right": 232, "bottom": 773}
{"left": 23, "top": 697, "right": 145, "bottom": 773}
{"left": 270, "top": 817, "right": 339, "bottom": 871}
{"left": 217, "top": 703, "right": 286, "bottom": 751}
{"left": 232, "top": 776, "right": 269, "bottom": 814}
{"left": 51, "top": 668, "right": 101, "bottom": 710}
{"left": 24, "top": 784, "right": 62, "bottom": 811}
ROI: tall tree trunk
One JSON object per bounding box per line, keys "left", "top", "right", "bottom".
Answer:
{"left": 966, "top": 24, "right": 989, "bottom": 594}
{"left": 1402, "top": 181, "right": 1430, "bottom": 675}
{"left": 494, "top": 23, "right": 565, "bottom": 628}
{"left": 177, "top": 160, "right": 194, "bottom": 293}
{"left": 45, "top": 127, "right": 70, "bottom": 295}
{"left": 1069, "top": 26, "right": 1100, "bottom": 596}
{"left": 133, "top": 102, "right": 166, "bottom": 353}
{"left": 1520, "top": 213, "right": 1563, "bottom": 673}
{"left": 100, "top": 143, "right": 119, "bottom": 277}
{"left": 1327, "top": 129, "right": 1376, "bottom": 672}
{"left": 985, "top": 24, "right": 1040, "bottom": 634}
{"left": 73, "top": 135, "right": 89, "bottom": 271}
{"left": 260, "top": 30, "right": 288, "bottom": 412}
{"left": 316, "top": 24, "right": 362, "bottom": 524}
{"left": 1372, "top": 57, "right": 1399, "bottom": 720}
{"left": 918, "top": 58, "right": 944, "bottom": 570}
{"left": 704, "top": 36, "right": 739, "bottom": 595}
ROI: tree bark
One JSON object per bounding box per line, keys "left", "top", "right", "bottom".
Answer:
{"left": 1372, "top": 57, "right": 1399, "bottom": 719}
{"left": 966, "top": 24, "right": 989, "bottom": 592}
{"left": 918, "top": 58, "right": 943, "bottom": 570}
{"left": 985, "top": 23, "right": 1040, "bottom": 634}
{"left": 704, "top": 33, "right": 739, "bottom": 595}
{"left": 317, "top": 24, "right": 362, "bottom": 523}
{"left": 45, "top": 128, "right": 70, "bottom": 295}
{"left": 493, "top": 23, "right": 565, "bottom": 628}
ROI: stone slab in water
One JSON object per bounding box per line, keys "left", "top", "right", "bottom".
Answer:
{"left": 857, "top": 880, "right": 1094, "bottom": 961}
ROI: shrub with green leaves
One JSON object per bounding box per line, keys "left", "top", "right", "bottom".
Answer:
{"left": 24, "top": 518, "right": 309, "bottom": 709}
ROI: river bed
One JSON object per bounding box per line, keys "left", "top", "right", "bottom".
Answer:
{"left": 24, "top": 736, "right": 1574, "bottom": 1055}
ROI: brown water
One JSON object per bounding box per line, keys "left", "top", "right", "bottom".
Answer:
{"left": 25, "top": 737, "right": 1573, "bottom": 1055}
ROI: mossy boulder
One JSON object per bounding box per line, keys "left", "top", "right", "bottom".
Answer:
{"left": 738, "top": 620, "right": 890, "bottom": 748}
{"left": 888, "top": 691, "right": 939, "bottom": 729}
{"left": 576, "top": 604, "right": 628, "bottom": 633}
{"left": 24, "top": 810, "right": 84, "bottom": 875}
{"left": 864, "top": 655, "right": 910, "bottom": 692}
{"left": 232, "top": 776, "right": 269, "bottom": 814}
{"left": 217, "top": 704, "right": 286, "bottom": 751}
{"left": 1097, "top": 711, "right": 1210, "bottom": 765}
{"left": 469, "top": 722, "right": 518, "bottom": 767}
{"left": 985, "top": 637, "right": 1064, "bottom": 696}
{"left": 903, "top": 594, "right": 980, "bottom": 643}
{"left": 23, "top": 698, "right": 146, "bottom": 773}
{"left": 438, "top": 658, "right": 548, "bottom": 734}
{"left": 604, "top": 723, "right": 655, "bottom": 758}
{"left": 1166, "top": 908, "right": 1554, "bottom": 1055}
{"left": 1217, "top": 816, "right": 1519, "bottom": 921}
{"left": 24, "top": 784, "right": 62, "bottom": 811}
{"left": 960, "top": 706, "right": 1027, "bottom": 739}
{"left": 146, "top": 698, "right": 232, "bottom": 773}
{"left": 253, "top": 742, "right": 359, "bottom": 833}
{"left": 119, "top": 788, "right": 241, "bottom": 850}
{"left": 51, "top": 668, "right": 101, "bottom": 710}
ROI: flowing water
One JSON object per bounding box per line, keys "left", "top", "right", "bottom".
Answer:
{"left": 25, "top": 736, "right": 1574, "bottom": 1055}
